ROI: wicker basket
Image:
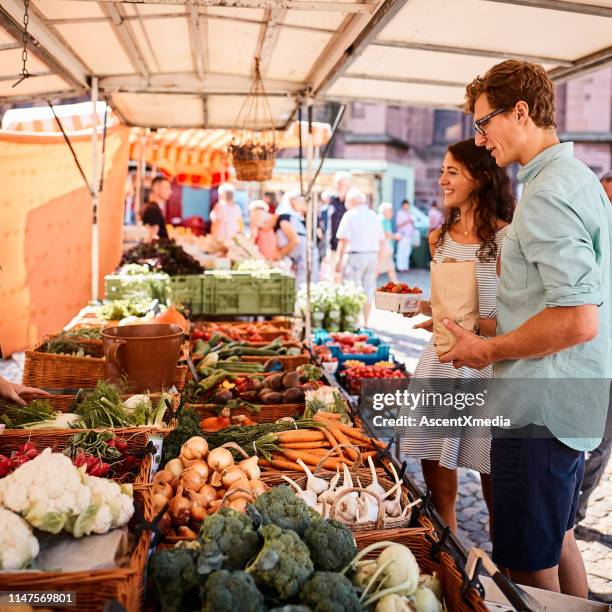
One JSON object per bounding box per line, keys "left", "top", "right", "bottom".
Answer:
{"left": 188, "top": 402, "right": 303, "bottom": 423}
{"left": 241, "top": 353, "right": 310, "bottom": 370}
{"left": 233, "top": 158, "right": 275, "bottom": 181}
{"left": 260, "top": 466, "right": 417, "bottom": 533}
{"left": 23, "top": 344, "right": 107, "bottom": 388}
{"left": 18, "top": 391, "right": 180, "bottom": 416}
{"left": 22, "top": 345, "right": 189, "bottom": 392}
{"left": 0, "top": 428, "right": 155, "bottom": 486}
{"left": 354, "top": 527, "right": 488, "bottom": 612}
{"left": 0, "top": 490, "right": 152, "bottom": 612}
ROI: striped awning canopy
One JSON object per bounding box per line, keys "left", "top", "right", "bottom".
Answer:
{"left": 2, "top": 101, "right": 331, "bottom": 187}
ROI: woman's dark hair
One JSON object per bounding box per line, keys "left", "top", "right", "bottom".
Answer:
{"left": 437, "top": 138, "right": 515, "bottom": 262}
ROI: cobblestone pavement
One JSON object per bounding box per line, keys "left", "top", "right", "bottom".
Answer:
{"left": 371, "top": 268, "right": 612, "bottom": 603}
{"left": 1, "top": 269, "right": 610, "bottom": 601}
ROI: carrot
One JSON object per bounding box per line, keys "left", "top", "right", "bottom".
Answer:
{"left": 313, "top": 415, "right": 359, "bottom": 461}
{"left": 361, "top": 451, "right": 378, "bottom": 460}
{"left": 317, "top": 426, "right": 338, "bottom": 449}
{"left": 282, "top": 448, "right": 345, "bottom": 470}
{"left": 315, "top": 414, "right": 370, "bottom": 441}
{"left": 267, "top": 456, "right": 303, "bottom": 471}
{"left": 281, "top": 441, "right": 330, "bottom": 449}
{"left": 277, "top": 430, "right": 326, "bottom": 443}
{"left": 317, "top": 411, "right": 342, "bottom": 420}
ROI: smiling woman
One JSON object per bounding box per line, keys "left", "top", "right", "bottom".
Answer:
{"left": 400, "top": 137, "right": 515, "bottom": 534}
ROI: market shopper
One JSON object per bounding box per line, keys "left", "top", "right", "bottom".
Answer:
{"left": 275, "top": 189, "right": 318, "bottom": 288}
{"left": 401, "top": 138, "right": 514, "bottom": 533}
{"left": 248, "top": 200, "right": 278, "bottom": 260}
{"left": 326, "top": 171, "right": 351, "bottom": 279}
{"left": 377, "top": 202, "right": 399, "bottom": 283}
{"left": 0, "top": 375, "right": 48, "bottom": 407}
{"left": 142, "top": 176, "right": 172, "bottom": 240}
{"left": 441, "top": 60, "right": 612, "bottom": 598}
{"left": 428, "top": 201, "right": 444, "bottom": 233}
{"left": 210, "top": 182, "right": 244, "bottom": 243}
{"left": 335, "top": 188, "right": 385, "bottom": 326}
{"left": 395, "top": 199, "right": 415, "bottom": 272}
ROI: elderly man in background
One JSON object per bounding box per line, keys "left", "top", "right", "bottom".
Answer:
{"left": 210, "top": 182, "right": 244, "bottom": 243}
{"left": 336, "top": 188, "right": 385, "bottom": 326}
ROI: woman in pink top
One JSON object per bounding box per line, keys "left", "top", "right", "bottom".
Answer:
{"left": 249, "top": 200, "right": 278, "bottom": 260}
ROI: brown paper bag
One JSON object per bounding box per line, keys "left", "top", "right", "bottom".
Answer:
{"left": 430, "top": 260, "right": 479, "bottom": 356}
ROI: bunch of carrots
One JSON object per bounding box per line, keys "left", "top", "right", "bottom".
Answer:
{"left": 259, "top": 411, "right": 385, "bottom": 472}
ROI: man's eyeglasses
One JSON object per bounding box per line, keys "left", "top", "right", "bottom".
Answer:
{"left": 474, "top": 107, "right": 507, "bottom": 136}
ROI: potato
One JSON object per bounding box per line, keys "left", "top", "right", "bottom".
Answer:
{"left": 282, "top": 387, "right": 304, "bottom": 404}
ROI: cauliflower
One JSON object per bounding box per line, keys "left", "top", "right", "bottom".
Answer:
{"left": 0, "top": 508, "right": 39, "bottom": 570}
{"left": 0, "top": 449, "right": 91, "bottom": 534}
{"left": 69, "top": 476, "right": 134, "bottom": 538}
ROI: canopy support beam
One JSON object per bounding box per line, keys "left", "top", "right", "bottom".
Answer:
{"left": 342, "top": 73, "right": 467, "bottom": 87}
{"left": 98, "top": 1, "right": 151, "bottom": 80}
{"left": 548, "top": 45, "right": 612, "bottom": 83}
{"left": 62, "top": 0, "right": 378, "bottom": 13}
{"left": 371, "top": 40, "right": 575, "bottom": 67}
{"left": 256, "top": 7, "right": 287, "bottom": 75}
{"left": 0, "top": 0, "right": 89, "bottom": 90}
{"left": 188, "top": 6, "right": 207, "bottom": 80}
{"left": 310, "top": 0, "right": 409, "bottom": 95}
{"left": 483, "top": 0, "right": 612, "bottom": 18}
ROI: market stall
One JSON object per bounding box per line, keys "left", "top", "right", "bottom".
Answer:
{"left": 1, "top": 1, "right": 611, "bottom": 610}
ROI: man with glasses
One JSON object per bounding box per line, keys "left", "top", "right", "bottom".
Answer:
{"left": 439, "top": 60, "right": 611, "bottom": 597}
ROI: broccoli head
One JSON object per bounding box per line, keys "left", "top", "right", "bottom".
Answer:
{"left": 148, "top": 547, "right": 201, "bottom": 612}
{"left": 246, "top": 523, "right": 314, "bottom": 601}
{"left": 299, "top": 571, "right": 363, "bottom": 612}
{"left": 201, "top": 570, "right": 266, "bottom": 612}
{"left": 303, "top": 519, "right": 357, "bottom": 572}
{"left": 198, "top": 508, "right": 260, "bottom": 573}
{"left": 251, "top": 485, "right": 315, "bottom": 536}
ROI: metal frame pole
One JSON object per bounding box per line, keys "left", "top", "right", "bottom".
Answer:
{"left": 304, "top": 99, "right": 315, "bottom": 347}
{"left": 90, "top": 76, "right": 100, "bottom": 302}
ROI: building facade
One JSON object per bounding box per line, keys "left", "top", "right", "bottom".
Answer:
{"left": 324, "top": 66, "right": 612, "bottom": 211}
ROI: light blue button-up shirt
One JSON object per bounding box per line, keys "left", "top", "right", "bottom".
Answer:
{"left": 493, "top": 142, "right": 611, "bottom": 451}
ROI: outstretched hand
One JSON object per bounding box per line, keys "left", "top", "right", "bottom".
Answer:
{"left": 438, "top": 319, "right": 492, "bottom": 370}
{"left": 0, "top": 377, "right": 49, "bottom": 407}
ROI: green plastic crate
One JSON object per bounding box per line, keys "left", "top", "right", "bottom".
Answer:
{"left": 201, "top": 272, "right": 295, "bottom": 315}
{"left": 104, "top": 273, "right": 170, "bottom": 301}
{"left": 168, "top": 275, "right": 204, "bottom": 313}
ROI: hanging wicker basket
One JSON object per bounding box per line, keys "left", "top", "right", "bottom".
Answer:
{"left": 228, "top": 59, "right": 277, "bottom": 182}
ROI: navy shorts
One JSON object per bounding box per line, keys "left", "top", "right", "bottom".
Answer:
{"left": 491, "top": 432, "right": 585, "bottom": 571}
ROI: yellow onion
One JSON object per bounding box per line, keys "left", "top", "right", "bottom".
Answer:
{"left": 153, "top": 468, "right": 179, "bottom": 489}
{"left": 153, "top": 482, "right": 173, "bottom": 500}
{"left": 239, "top": 456, "right": 261, "bottom": 481}
{"left": 180, "top": 468, "right": 204, "bottom": 492}
{"left": 249, "top": 480, "right": 268, "bottom": 496}
{"left": 153, "top": 493, "right": 169, "bottom": 514}
{"left": 197, "top": 484, "right": 217, "bottom": 506}
{"left": 168, "top": 486, "right": 191, "bottom": 526}
{"left": 221, "top": 466, "right": 247, "bottom": 488}
{"left": 180, "top": 436, "right": 209, "bottom": 462}
{"left": 227, "top": 497, "right": 248, "bottom": 512}
{"left": 183, "top": 459, "right": 209, "bottom": 482}
{"left": 207, "top": 447, "right": 233, "bottom": 471}
{"left": 164, "top": 459, "right": 184, "bottom": 482}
